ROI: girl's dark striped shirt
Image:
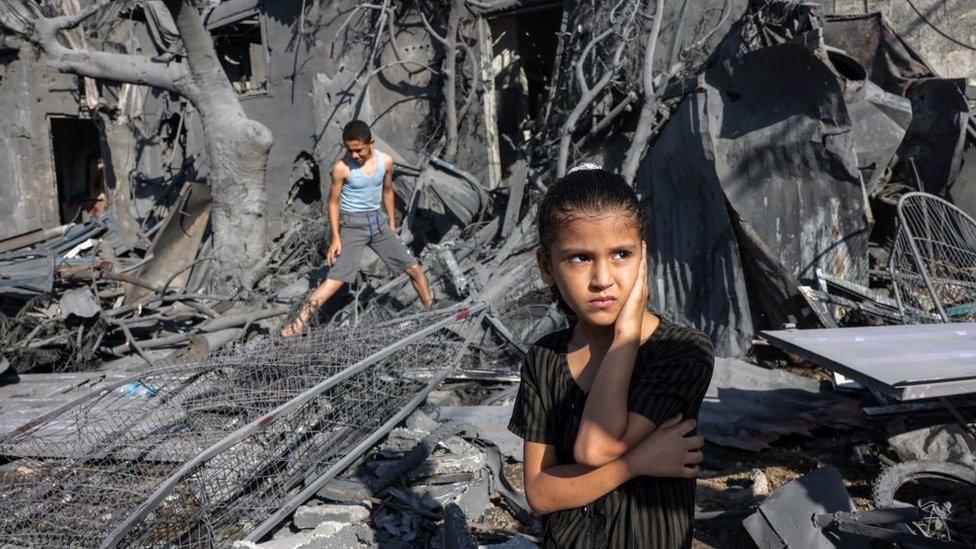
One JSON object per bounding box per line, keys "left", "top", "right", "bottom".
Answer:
{"left": 508, "top": 318, "right": 714, "bottom": 549}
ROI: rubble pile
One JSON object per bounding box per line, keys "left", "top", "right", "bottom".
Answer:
{"left": 0, "top": 0, "right": 976, "bottom": 548}
{"left": 0, "top": 204, "right": 294, "bottom": 372}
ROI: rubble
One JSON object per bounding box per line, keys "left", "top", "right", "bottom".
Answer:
{"left": 1, "top": 0, "right": 976, "bottom": 547}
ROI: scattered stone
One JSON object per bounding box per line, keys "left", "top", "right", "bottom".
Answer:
{"left": 748, "top": 468, "right": 770, "bottom": 498}
{"left": 379, "top": 427, "right": 431, "bottom": 455}
{"left": 427, "top": 388, "right": 463, "bottom": 407}
{"left": 316, "top": 478, "right": 370, "bottom": 503}
{"left": 239, "top": 521, "right": 371, "bottom": 549}
{"left": 437, "top": 405, "right": 523, "bottom": 461}
{"left": 887, "top": 423, "right": 976, "bottom": 467}
{"left": 293, "top": 502, "right": 370, "bottom": 530}
{"left": 408, "top": 452, "right": 487, "bottom": 482}
{"left": 405, "top": 409, "right": 440, "bottom": 432}
{"left": 416, "top": 482, "right": 469, "bottom": 507}
{"left": 456, "top": 475, "right": 491, "bottom": 522}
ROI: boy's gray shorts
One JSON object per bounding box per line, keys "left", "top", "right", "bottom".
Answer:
{"left": 327, "top": 210, "right": 418, "bottom": 283}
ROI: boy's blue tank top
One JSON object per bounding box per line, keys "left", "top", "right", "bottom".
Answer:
{"left": 340, "top": 151, "right": 386, "bottom": 212}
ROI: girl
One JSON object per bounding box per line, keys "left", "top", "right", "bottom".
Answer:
{"left": 507, "top": 168, "right": 714, "bottom": 548}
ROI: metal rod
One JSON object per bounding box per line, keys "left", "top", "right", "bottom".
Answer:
{"left": 99, "top": 305, "right": 484, "bottom": 549}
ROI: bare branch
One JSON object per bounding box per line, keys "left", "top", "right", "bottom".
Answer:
{"left": 622, "top": 0, "right": 665, "bottom": 186}
{"left": 416, "top": 0, "right": 449, "bottom": 46}
{"left": 574, "top": 29, "right": 612, "bottom": 96}
{"left": 442, "top": 0, "right": 465, "bottom": 159}
{"left": 557, "top": 37, "right": 628, "bottom": 178}
{"left": 576, "top": 90, "right": 637, "bottom": 148}
{"left": 34, "top": 9, "right": 192, "bottom": 96}
{"left": 665, "top": 0, "right": 691, "bottom": 73}
{"left": 690, "top": 0, "right": 732, "bottom": 51}
{"left": 367, "top": 0, "right": 392, "bottom": 68}
{"left": 45, "top": 0, "right": 109, "bottom": 31}
{"left": 457, "top": 38, "right": 480, "bottom": 122}
{"left": 384, "top": 4, "right": 404, "bottom": 63}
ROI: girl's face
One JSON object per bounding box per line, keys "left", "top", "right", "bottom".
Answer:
{"left": 539, "top": 211, "right": 643, "bottom": 327}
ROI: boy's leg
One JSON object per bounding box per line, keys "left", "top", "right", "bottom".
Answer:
{"left": 404, "top": 264, "right": 434, "bottom": 309}
{"left": 281, "top": 214, "right": 368, "bottom": 336}
{"left": 280, "top": 278, "right": 345, "bottom": 337}
{"left": 370, "top": 221, "right": 434, "bottom": 309}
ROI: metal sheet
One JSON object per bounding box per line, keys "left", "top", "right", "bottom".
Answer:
{"left": 762, "top": 323, "right": 976, "bottom": 400}
{"left": 700, "top": 358, "right": 865, "bottom": 451}
{"left": 743, "top": 466, "right": 868, "bottom": 549}
{"left": 706, "top": 41, "right": 869, "bottom": 286}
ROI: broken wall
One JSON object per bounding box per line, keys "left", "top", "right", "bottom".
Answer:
{"left": 0, "top": 40, "right": 86, "bottom": 240}
{"left": 244, "top": 0, "right": 491, "bottom": 237}
{"left": 827, "top": 0, "right": 976, "bottom": 85}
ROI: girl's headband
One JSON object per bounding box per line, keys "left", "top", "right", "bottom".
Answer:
{"left": 567, "top": 162, "right": 602, "bottom": 174}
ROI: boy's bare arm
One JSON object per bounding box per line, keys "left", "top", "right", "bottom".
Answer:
{"left": 382, "top": 155, "right": 396, "bottom": 230}
{"left": 326, "top": 162, "right": 347, "bottom": 265}
{"left": 525, "top": 419, "right": 703, "bottom": 515}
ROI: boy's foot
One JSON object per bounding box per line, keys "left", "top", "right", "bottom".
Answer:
{"left": 280, "top": 319, "right": 304, "bottom": 338}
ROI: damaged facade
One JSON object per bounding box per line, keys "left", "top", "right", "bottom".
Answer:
{"left": 1, "top": 0, "right": 976, "bottom": 547}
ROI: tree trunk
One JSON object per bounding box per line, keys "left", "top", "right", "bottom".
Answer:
{"left": 162, "top": 0, "right": 273, "bottom": 290}
{"left": 34, "top": 0, "right": 273, "bottom": 292}
{"left": 94, "top": 110, "right": 141, "bottom": 246}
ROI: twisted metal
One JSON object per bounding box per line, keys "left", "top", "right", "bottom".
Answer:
{"left": 0, "top": 305, "right": 483, "bottom": 548}
{"left": 889, "top": 192, "right": 976, "bottom": 323}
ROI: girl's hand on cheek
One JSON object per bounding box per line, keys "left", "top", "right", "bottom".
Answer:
{"left": 614, "top": 242, "right": 648, "bottom": 342}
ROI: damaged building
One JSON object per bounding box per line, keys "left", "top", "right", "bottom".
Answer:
{"left": 0, "top": 0, "right": 976, "bottom": 547}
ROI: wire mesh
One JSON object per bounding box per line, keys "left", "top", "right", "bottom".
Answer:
{"left": 889, "top": 192, "right": 976, "bottom": 323}
{"left": 0, "top": 307, "right": 474, "bottom": 548}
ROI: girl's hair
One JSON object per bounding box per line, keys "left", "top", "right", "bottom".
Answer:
{"left": 536, "top": 168, "right": 644, "bottom": 313}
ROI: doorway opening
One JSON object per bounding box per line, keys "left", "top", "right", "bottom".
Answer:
{"left": 50, "top": 117, "right": 104, "bottom": 224}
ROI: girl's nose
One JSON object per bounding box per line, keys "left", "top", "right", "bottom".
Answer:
{"left": 589, "top": 259, "right": 614, "bottom": 290}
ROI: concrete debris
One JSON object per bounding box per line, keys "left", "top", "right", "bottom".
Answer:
{"left": 316, "top": 478, "right": 371, "bottom": 504}
{"left": 292, "top": 502, "right": 370, "bottom": 530}
{"left": 456, "top": 476, "right": 492, "bottom": 523}
{"left": 438, "top": 405, "right": 524, "bottom": 461}
{"left": 239, "top": 521, "right": 374, "bottom": 549}
{"left": 58, "top": 287, "right": 100, "bottom": 319}
{"left": 887, "top": 424, "right": 976, "bottom": 468}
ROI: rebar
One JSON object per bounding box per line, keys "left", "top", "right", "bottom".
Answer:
{"left": 0, "top": 306, "right": 484, "bottom": 548}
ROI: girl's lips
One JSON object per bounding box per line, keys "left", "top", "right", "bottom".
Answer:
{"left": 587, "top": 297, "right": 617, "bottom": 309}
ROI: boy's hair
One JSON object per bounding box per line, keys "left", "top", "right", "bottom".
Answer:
{"left": 342, "top": 120, "right": 372, "bottom": 143}
{"left": 536, "top": 168, "right": 644, "bottom": 314}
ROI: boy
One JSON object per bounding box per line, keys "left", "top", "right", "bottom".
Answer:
{"left": 281, "top": 121, "right": 434, "bottom": 337}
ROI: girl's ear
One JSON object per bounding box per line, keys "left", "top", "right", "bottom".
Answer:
{"left": 536, "top": 248, "right": 553, "bottom": 284}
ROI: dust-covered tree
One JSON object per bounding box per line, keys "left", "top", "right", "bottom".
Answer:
{"left": 18, "top": 0, "right": 273, "bottom": 291}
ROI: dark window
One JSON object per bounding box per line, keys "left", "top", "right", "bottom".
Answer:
{"left": 212, "top": 15, "right": 268, "bottom": 94}
{"left": 489, "top": 7, "right": 561, "bottom": 174}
